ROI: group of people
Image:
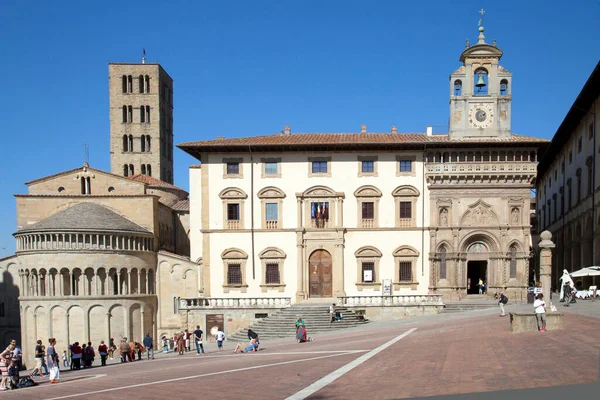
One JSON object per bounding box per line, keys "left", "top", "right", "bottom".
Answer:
{"left": 0, "top": 339, "right": 21, "bottom": 390}
{"left": 295, "top": 317, "right": 313, "bottom": 343}
{"left": 116, "top": 334, "right": 155, "bottom": 362}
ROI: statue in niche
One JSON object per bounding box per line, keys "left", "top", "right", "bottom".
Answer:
{"left": 439, "top": 208, "right": 448, "bottom": 226}
{"left": 511, "top": 208, "right": 519, "bottom": 224}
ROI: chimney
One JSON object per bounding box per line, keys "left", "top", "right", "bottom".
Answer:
{"left": 284, "top": 125, "right": 291, "bottom": 136}
{"left": 391, "top": 126, "right": 397, "bottom": 134}
{"left": 426, "top": 126, "right": 433, "bottom": 136}
{"left": 361, "top": 124, "right": 367, "bottom": 133}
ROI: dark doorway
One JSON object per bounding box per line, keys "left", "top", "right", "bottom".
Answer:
{"left": 309, "top": 249, "right": 332, "bottom": 297}
{"left": 467, "top": 261, "right": 487, "bottom": 294}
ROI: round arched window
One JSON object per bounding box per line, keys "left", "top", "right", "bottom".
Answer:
{"left": 57, "top": 187, "right": 65, "bottom": 193}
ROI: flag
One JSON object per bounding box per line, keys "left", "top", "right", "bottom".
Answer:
{"left": 311, "top": 202, "right": 316, "bottom": 219}
{"left": 316, "top": 202, "right": 321, "bottom": 219}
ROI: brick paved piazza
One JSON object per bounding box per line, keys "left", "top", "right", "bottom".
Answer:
{"left": 4, "top": 307, "right": 600, "bottom": 400}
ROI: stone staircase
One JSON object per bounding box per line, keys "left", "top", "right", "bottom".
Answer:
{"left": 229, "top": 303, "right": 369, "bottom": 341}
{"left": 442, "top": 295, "right": 499, "bottom": 313}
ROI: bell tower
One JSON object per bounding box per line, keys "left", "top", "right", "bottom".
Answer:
{"left": 448, "top": 10, "right": 512, "bottom": 139}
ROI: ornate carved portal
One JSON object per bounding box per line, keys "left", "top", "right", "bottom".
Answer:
{"left": 309, "top": 250, "right": 332, "bottom": 297}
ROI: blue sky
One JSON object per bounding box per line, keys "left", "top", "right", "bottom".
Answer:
{"left": 1, "top": 0, "right": 599, "bottom": 254}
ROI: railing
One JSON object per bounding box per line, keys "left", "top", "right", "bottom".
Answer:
{"left": 310, "top": 218, "right": 331, "bottom": 229}
{"left": 397, "top": 218, "right": 413, "bottom": 228}
{"left": 179, "top": 297, "right": 292, "bottom": 309}
{"left": 265, "top": 220, "right": 278, "bottom": 230}
{"left": 337, "top": 294, "right": 444, "bottom": 307}
{"left": 426, "top": 162, "right": 536, "bottom": 175}
{"left": 361, "top": 219, "right": 375, "bottom": 228}
{"left": 227, "top": 220, "right": 240, "bottom": 230}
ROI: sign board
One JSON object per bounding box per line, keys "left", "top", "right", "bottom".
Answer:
{"left": 383, "top": 279, "right": 392, "bottom": 295}
{"left": 363, "top": 270, "right": 373, "bottom": 282}
{"left": 534, "top": 287, "right": 542, "bottom": 295}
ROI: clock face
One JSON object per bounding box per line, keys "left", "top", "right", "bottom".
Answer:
{"left": 469, "top": 104, "right": 494, "bottom": 128}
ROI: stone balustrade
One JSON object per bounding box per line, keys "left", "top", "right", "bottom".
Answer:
{"left": 15, "top": 231, "right": 154, "bottom": 253}
{"left": 179, "top": 297, "right": 292, "bottom": 309}
{"left": 337, "top": 294, "right": 444, "bottom": 307}
{"left": 426, "top": 162, "right": 536, "bottom": 175}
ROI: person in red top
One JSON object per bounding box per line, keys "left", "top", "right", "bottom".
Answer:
{"left": 70, "top": 343, "right": 82, "bottom": 370}
{"left": 98, "top": 341, "right": 108, "bottom": 366}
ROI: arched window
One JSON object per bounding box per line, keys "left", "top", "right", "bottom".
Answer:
{"left": 127, "top": 105, "right": 133, "bottom": 123}
{"left": 129, "top": 164, "right": 134, "bottom": 176}
{"left": 140, "top": 135, "right": 146, "bottom": 152}
{"left": 122, "top": 75, "right": 127, "bottom": 93}
{"left": 141, "top": 164, "right": 146, "bottom": 175}
{"left": 454, "top": 80, "right": 462, "bottom": 96}
{"left": 576, "top": 168, "right": 582, "bottom": 203}
{"left": 147, "top": 164, "right": 152, "bottom": 176}
{"left": 509, "top": 246, "right": 517, "bottom": 279}
{"left": 500, "top": 79, "right": 508, "bottom": 96}
{"left": 138, "top": 75, "right": 144, "bottom": 93}
{"left": 145, "top": 75, "right": 150, "bottom": 93}
{"left": 123, "top": 164, "right": 129, "bottom": 176}
{"left": 439, "top": 247, "right": 447, "bottom": 280}
{"left": 127, "top": 75, "right": 133, "bottom": 93}
{"left": 122, "top": 106, "right": 127, "bottom": 123}
{"left": 122, "top": 135, "right": 128, "bottom": 151}
{"left": 146, "top": 135, "right": 151, "bottom": 151}
{"left": 145, "top": 106, "right": 150, "bottom": 123}
{"left": 473, "top": 68, "right": 488, "bottom": 95}
{"left": 140, "top": 106, "right": 145, "bottom": 123}
{"left": 128, "top": 135, "right": 133, "bottom": 151}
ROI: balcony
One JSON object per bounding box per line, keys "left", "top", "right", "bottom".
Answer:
{"left": 227, "top": 220, "right": 240, "bottom": 230}
{"left": 179, "top": 297, "right": 292, "bottom": 309}
{"left": 310, "top": 218, "right": 331, "bottom": 229}
{"left": 265, "top": 220, "right": 278, "bottom": 230}
{"left": 361, "top": 219, "right": 375, "bottom": 228}
{"left": 426, "top": 162, "right": 537, "bottom": 185}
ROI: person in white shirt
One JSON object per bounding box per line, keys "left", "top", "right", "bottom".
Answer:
{"left": 533, "top": 294, "right": 547, "bottom": 332}
{"left": 215, "top": 329, "right": 225, "bottom": 352}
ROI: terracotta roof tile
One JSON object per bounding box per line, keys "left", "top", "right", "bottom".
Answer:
{"left": 171, "top": 199, "right": 189, "bottom": 212}
{"left": 128, "top": 174, "right": 187, "bottom": 193}
{"left": 178, "top": 132, "right": 549, "bottom": 149}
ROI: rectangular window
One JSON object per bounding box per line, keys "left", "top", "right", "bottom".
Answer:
{"left": 361, "top": 160, "right": 374, "bottom": 173}
{"left": 362, "top": 202, "right": 374, "bottom": 219}
{"left": 578, "top": 137, "right": 582, "bottom": 153}
{"left": 399, "top": 261, "right": 412, "bottom": 282}
{"left": 311, "top": 161, "right": 328, "bottom": 174}
{"left": 227, "top": 264, "right": 242, "bottom": 285}
{"left": 265, "top": 263, "right": 280, "bottom": 284}
{"left": 399, "top": 160, "right": 412, "bottom": 172}
{"left": 399, "top": 202, "right": 412, "bottom": 219}
{"left": 227, "top": 162, "right": 240, "bottom": 175}
{"left": 265, "top": 203, "right": 278, "bottom": 221}
{"left": 265, "top": 162, "right": 278, "bottom": 175}
{"left": 227, "top": 203, "right": 240, "bottom": 221}
{"left": 362, "top": 262, "right": 375, "bottom": 283}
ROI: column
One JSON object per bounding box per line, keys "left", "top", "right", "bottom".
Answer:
{"left": 69, "top": 271, "right": 73, "bottom": 296}
{"left": 140, "top": 308, "right": 145, "bottom": 342}
{"left": 117, "top": 272, "right": 122, "bottom": 295}
{"left": 65, "top": 312, "right": 70, "bottom": 345}
{"left": 94, "top": 271, "right": 99, "bottom": 295}
{"left": 59, "top": 272, "right": 64, "bottom": 296}
{"left": 295, "top": 230, "right": 306, "bottom": 302}
{"left": 137, "top": 273, "right": 141, "bottom": 295}
{"left": 146, "top": 271, "right": 150, "bottom": 294}
{"left": 538, "top": 230, "right": 555, "bottom": 304}
{"left": 127, "top": 271, "right": 131, "bottom": 295}
{"left": 84, "top": 307, "right": 90, "bottom": 342}
{"left": 106, "top": 313, "right": 111, "bottom": 343}
{"left": 296, "top": 198, "right": 302, "bottom": 228}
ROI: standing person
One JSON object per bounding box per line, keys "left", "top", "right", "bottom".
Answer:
{"left": 534, "top": 294, "right": 547, "bottom": 332}
{"left": 30, "top": 340, "right": 45, "bottom": 378}
{"left": 135, "top": 342, "right": 144, "bottom": 360}
{"left": 107, "top": 338, "right": 116, "bottom": 360}
{"left": 559, "top": 269, "right": 574, "bottom": 302}
{"left": 10, "top": 342, "right": 22, "bottom": 373}
{"left": 478, "top": 278, "right": 484, "bottom": 295}
{"left": 185, "top": 329, "right": 191, "bottom": 352}
{"left": 98, "top": 341, "right": 108, "bottom": 366}
{"left": 0, "top": 344, "right": 15, "bottom": 391}
{"left": 81, "top": 344, "right": 88, "bottom": 368}
{"left": 176, "top": 332, "right": 185, "bottom": 355}
{"left": 162, "top": 336, "right": 169, "bottom": 353}
{"left": 47, "top": 338, "right": 60, "bottom": 384}
{"left": 119, "top": 339, "right": 131, "bottom": 363}
{"left": 62, "top": 351, "right": 68, "bottom": 368}
{"left": 68, "top": 344, "right": 74, "bottom": 370}
{"left": 127, "top": 339, "right": 136, "bottom": 361}
{"left": 193, "top": 326, "right": 204, "bottom": 355}
{"left": 86, "top": 342, "right": 95, "bottom": 367}
{"left": 497, "top": 292, "right": 509, "bottom": 317}
{"left": 329, "top": 304, "right": 335, "bottom": 323}
{"left": 143, "top": 333, "right": 154, "bottom": 360}
{"left": 215, "top": 328, "right": 225, "bottom": 352}
{"left": 247, "top": 328, "right": 259, "bottom": 345}
{"left": 71, "top": 342, "right": 82, "bottom": 370}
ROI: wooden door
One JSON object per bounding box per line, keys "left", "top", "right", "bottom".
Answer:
{"left": 309, "top": 250, "right": 332, "bottom": 297}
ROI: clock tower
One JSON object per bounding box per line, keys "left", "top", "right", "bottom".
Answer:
{"left": 448, "top": 15, "right": 512, "bottom": 139}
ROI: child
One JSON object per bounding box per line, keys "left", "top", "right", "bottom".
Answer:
{"left": 162, "top": 336, "right": 169, "bottom": 353}
{"left": 62, "top": 351, "right": 68, "bottom": 368}
{"left": 534, "top": 293, "right": 547, "bottom": 332}
{"left": 215, "top": 329, "right": 225, "bottom": 352}
{"left": 7, "top": 359, "right": 18, "bottom": 390}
